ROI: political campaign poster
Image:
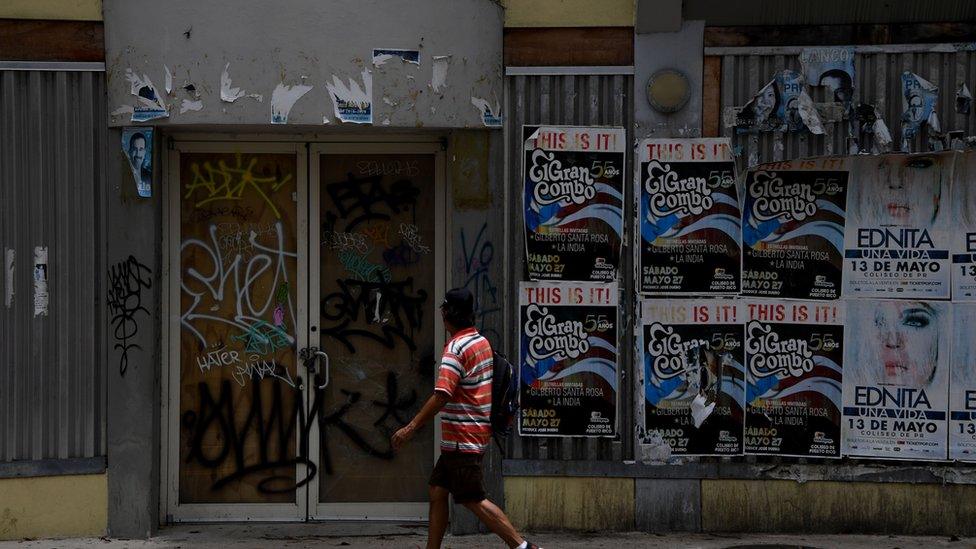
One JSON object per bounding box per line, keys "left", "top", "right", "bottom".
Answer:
{"left": 122, "top": 127, "right": 153, "bottom": 198}
{"left": 951, "top": 302, "right": 976, "bottom": 462}
{"left": 523, "top": 125, "right": 626, "bottom": 282}
{"left": 800, "top": 47, "right": 856, "bottom": 104}
{"left": 736, "top": 71, "right": 824, "bottom": 134}
{"left": 842, "top": 299, "right": 950, "bottom": 460}
{"left": 519, "top": 281, "right": 618, "bottom": 437}
{"left": 952, "top": 151, "right": 976, "bottom": 301}
{"left": 843, "top": 153, "right": 953, "bottom": 299}
{"left": 744, "top": 300, "right": 844, "bottom": 458}
{"left": 641, "top": 299, "right": 745, "bottom": 455}
{"left": 742, "top": 157, "right": 849, "bottom": 300}
{"left": 776, "top": 70, "right": 809, "bottom": 133}
{"left": 638, "top": 138, "right": 740, "bottom": 295}
{"left": 901, "top": 72, "right": 939, "bottom": 141}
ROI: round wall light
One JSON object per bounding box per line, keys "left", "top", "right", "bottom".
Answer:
{"left": 646, "top": 69, "right": 691, "bottom": 113}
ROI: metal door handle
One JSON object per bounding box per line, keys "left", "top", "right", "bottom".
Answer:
{"left": 300, "top": 346, "right": 330, "bottom": 389}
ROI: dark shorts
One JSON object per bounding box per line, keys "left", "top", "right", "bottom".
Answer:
{"left": 429, "top": 451, "right": 486, "bottom": 503}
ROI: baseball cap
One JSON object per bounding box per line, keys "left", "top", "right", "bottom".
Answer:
{"left": 440, "top": 288, "right": 474, "bottom": 316}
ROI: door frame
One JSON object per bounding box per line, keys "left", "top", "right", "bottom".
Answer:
{"left": 307, "top": 142, "right": 446, "bottom": 521}
{"left": 160, "top": 136, "right": 447, "bottom": 523}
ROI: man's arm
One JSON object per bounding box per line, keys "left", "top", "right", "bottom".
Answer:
{"left": 391, "top": 391, "right": 450, "bottom": 450}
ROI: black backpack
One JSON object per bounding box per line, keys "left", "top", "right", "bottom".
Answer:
{"left": 490, "top": 351, "right": 519, "bottom": 450}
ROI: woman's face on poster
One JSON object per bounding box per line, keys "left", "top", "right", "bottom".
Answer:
{"left": 876, "top": 157, "right": 940, "bottom": 226}
{"left": 871, "top": 301, "right": 938, "bottom": 387}
{"left": 755, "top": 84, "right": 776, "bottom": 121}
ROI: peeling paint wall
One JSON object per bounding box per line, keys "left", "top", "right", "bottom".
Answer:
{"left": 102, "top": 0, "right": 503, "bottom": 128}
{"left": 505, "top": 476, "right": 636, "bottom": 531}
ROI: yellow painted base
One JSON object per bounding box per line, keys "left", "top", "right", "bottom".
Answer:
{"left": 0, "top": 0, "right": 102, "bottom": 20}
{"left": 502, "top": 0, "right": 633, "bottom": 27}
{"left": 702, "top": 479, "right": 976, "bottom": 535}
{"left": 0, "top": 474, "right": 107, "bottom": 540}
{"left": 505, "top": 476, "right": 634, "bottom": 531}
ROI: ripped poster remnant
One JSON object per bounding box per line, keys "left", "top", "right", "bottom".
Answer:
{"left": 4, "top": 248, "right": 13, "bottom": 308}
{"left": 33, "top": 246, "right": 48, "bottom": 317}
{"left": 372, "top": 48, "right": 420, "bottom": 66}
{"left": 519, "top": 281, "right": 618, "bottom": 437}
{"left": 125, "top": 69, "right": 168, "bottom": 122}
{"left": 220, "top": 63, "right": 263, "bottom": 103}
{"left": 122, "top": 127, "right": 153, "bottom": 198}
{"left": 325, "top": 71, "right": 372, "bottom": 124}
{"left": 800, "top": 46, "right": 855, "bottom": 104}
{"left": 179, "top": 99, "right": 203, "bottom": 114}
{"left": 431, "top": 55, "right": 450, "bottom": 92}
{"left": 164, "top": 65, "right": 173, "bottom": 94}
{"left": 638, "top": 138, "right": 741, "bottom": 295}
{"left": 901, "top": 72, "right": 939, "bottom": 144}
{"left": 958, "top": 83, "right": 973, "bottom": 115}
{"left": 271, "top": 83, "right": 313, "bottom": 124}
{"left": 471, "top": 96, "right": 502, "bottom": 128}
{"left": 736, "top": 71, "right": 822, "bottom": 134}
{"left": 641, "top": 299, "right": 745, "bottom": 456}
{"left": 745, "top": 300, "right": 844, "bottom": 458}
{"left": 523, "top": 125, "right": 626, "bottom": 282}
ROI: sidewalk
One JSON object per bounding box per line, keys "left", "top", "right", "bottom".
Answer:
{"left": 2, "top": 524, "right": 974, "bottom": 549}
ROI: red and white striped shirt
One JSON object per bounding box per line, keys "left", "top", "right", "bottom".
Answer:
{"left": 434, "top": 327, "right": 493, "bottom": 454}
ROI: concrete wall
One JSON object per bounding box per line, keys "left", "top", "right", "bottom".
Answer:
{"left": 502, "top": 0, "right": 634, "bottom": 27}
{"left": 102, "top": 0, "right": 503, "bottom": 129}
{"left": 633, "top": 21, "right": 705, "bottom": 140}
{"left": 0, "top": 474, "right": 107, "bottom": 540}
{"left": 505, "top": 477, "right": 636, "bottom": 531}
{"left": 104, "top": 128, "right": 160, "bottom": 538}
{"left": 0, "top": 0, "right": 102, "bottom": 20}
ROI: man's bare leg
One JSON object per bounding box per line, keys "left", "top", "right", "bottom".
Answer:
{"left": 427, "top": 485, "right": 450, "bottom": 549}
{"left": 462, "top": 498, "right": 524, "bottom": 548}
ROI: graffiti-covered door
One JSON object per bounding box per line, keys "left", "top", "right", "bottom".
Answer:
{"left": 168, "top": 143, "right": 309, "bottom": 520}
{"left": 308, "top": 144, "right": 442, "bottom": 520}
{"left": 166, "top": 142, "right": 442, "bottom": 521}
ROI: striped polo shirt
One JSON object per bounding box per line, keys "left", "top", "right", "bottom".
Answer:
{"left": 434, "top": 327, "right": 493, "bottom": 454}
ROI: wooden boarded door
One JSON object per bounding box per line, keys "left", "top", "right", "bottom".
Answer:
{"left": 311, "top": 146, "right": 439, "bottom": 519}
{"left": 175, "top": 144, "right": 307, "bottom": 515}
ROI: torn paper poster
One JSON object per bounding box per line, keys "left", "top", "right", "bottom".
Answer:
{"left": 901, "top": 71, "right": 938, "bottom": 140}
{"left": 372, "top": 48, "right": 420, "bottom": 66}
{"left": 33, "top": 246, "right": 48, "bottom": 317}
{"left": 125, "top": 69, "right": 168, "bottom": 122}
{"left": 220, "top": 63, "right": 263, "bottom": 103}
{"left": 164, "top": 65, "right": 172, "bottom": 94}
{"left": 271, "top": 83, "right": 313, "bottom": 124}
{"left": 179, "top": 98, "right": 203, "bottom": 114}
{"left": 4, "top": 248, "right": 13, "bottom": 308}
{"left": 690, "top": 393, "right": 716, "bottom": 429}
{"left": 957, "top": 83, "right": 972, "bottom": 115}
{"left": 800, "top": 46, "right": 855, "bottom": 104}
{"left": 736, "top": 71, "right": 821, "bottom": 133}
{"left": 471, "top": 96, "right": 502, "bottom": 127}
{"left": 431, "top": 55, "right": 450, "bottom": 92}
{"left": 325, "top": 71, "right": 372, "bottom": 124}
{"left": 111, "top": 105, "right": 134, "bottom": 117}
{"left": 122, "top": 127, "right": 153, "bottom": 198}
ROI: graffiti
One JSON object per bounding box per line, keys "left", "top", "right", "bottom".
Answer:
{"left": 183, "top": 370, "right": 415, "bottom": 492}
{"left": 184, "top": 153, "right": 292, "bottom": 219}
{"left": 320, "top": 277, "right": 428, "bottom": 353}
{"left": 215, "top": 222, "right": 278, "bottom": 263}
{"left": 323, "top": 230, "right": 369, "bottom": 254}
{"left": 231, "top": 320, "right": 291, "bottom": 355}
{"left": 338, "top": 249, "right": 391, "bottom": 283}
{"left": 196, "top": 348, "right": 240, "bottom": 372}
{"left": 459, "top": 223, "right": 500, "bottom": 338}
{"left": 181, "top": 221, "right": 296, "bottom": 350}
{"left": 360, "top": 223, "right": 392, "bottom": 248}
{"left": 273, "top": 282, "right": 289, "bottom": 328}
{"left": 233, "top": 359, "right": 296, "bottom": 388}
{"left": 397, "top": 223, "right": 431, "bottom": 255}
{"left": 371, "top": 371, "right": 418, "bottom": 428}
{"left": 324, "top": 173, "right": 419, "bottom": 231}
{"left": 107, "top": 255, "right": 152, "bottom": 376}
{"left": 187, "top": 205, "right": 256, "bottom": 224}
{"left": 356, "top": 159, "right": 421, "bottom": 178}
{"left": 382, "top": 242, "right": 423, "bottom": 267}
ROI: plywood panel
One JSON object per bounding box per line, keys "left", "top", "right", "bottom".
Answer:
{"left": 178, "top": 152, "right": 299, "bottom": 504}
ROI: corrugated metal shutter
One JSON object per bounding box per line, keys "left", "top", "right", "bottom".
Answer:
{"left": 0, "top": 70, "right": 107, "bottom": 463}
{"left": 713, "top": 45, "right": 976, "bottom": 171}
{"left": 504, "top": 73, "right": 632, "bottom": 462}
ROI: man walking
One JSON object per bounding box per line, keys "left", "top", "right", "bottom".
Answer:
{"left": 392, "top": 288, "right": 541, "bottom": 549}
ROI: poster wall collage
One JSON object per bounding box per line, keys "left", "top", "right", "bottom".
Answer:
{"left": 519, "top": 125, "right": 976, "bottom": 464}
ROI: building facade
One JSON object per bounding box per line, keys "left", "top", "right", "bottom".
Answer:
{"left": 2, "top": 0, "right": 976, "bottom": 540}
